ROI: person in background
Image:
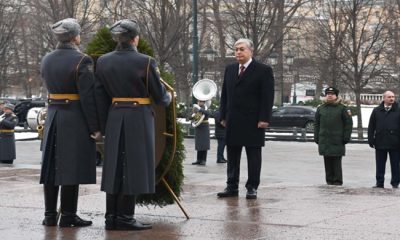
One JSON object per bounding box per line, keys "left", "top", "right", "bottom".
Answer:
{"left": 217, "top": 38, "right": 275, "bottom": 199}
{"left": 368, "top": 91, "right": 400, "bottom": 189}
{"left": 192, "top": 100, "right": 210, "bottom": 166}
{"left": 39, "top": 18, "right": 100, "bottom": 227}
{"left": 314, "top": 87, "right": 353, "bottom": 186}
{"left": 0, "top": 103, "right": 18, "bottom": 164}
{"left": 212, "top": 109, "right": 227, "bottom": 163}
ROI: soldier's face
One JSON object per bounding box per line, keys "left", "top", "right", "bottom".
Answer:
{"left": 235, "top": 43, "right": 253, "bottom": 64}
{"left": 325, "top": 93, "right": 337, "bottom": 102}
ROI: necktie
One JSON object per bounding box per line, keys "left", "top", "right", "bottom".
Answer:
{"left": 239, "top": 65, "right": 245, "bottom": 77}
{"left": 385, "top": 106, "right": 390, "bottom": 112}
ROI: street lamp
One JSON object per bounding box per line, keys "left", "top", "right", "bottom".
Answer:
{"left": 285, "top": 51, "right": 295, "bottom": 104}
{"left": 192, "top": 0, "right": 199, "bottom": 104}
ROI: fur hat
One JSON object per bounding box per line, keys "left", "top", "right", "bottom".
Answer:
{"left": 109, "top": 19, "right": 140, "bottom": 43}
{"left": 51, "top": 18, "right": 81, "bottom": 42}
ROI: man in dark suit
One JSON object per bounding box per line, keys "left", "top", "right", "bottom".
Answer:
{"left": 368, "top": 91, "right": 400, "bottom": 188}
{"left": 95, "top": 19, "right": 171, "bottom": 231}
{"left": 217, "top": 38, "right": 274, "bottom": 199}
{"left": 40, "top": 18, "right": 100, "bottom": 227}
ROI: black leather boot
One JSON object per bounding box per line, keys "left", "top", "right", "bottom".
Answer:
{"left": 59, "top": 185, "right": 92, "bottom": 227}
{"left": 114, "top": 194, "right": 152, "bottom": 231}
{"left": 42, "top": 185, "right": 59, "bottom": 226}
{"left": 105, "top": 193, "right": 117, "bottom": 230}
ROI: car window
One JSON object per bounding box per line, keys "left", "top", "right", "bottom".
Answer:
{"left": 273, "top": 108, "right": 286, "bottom": 115}
{"left": 285, "top": 108, "right": 299, "bottom": 114}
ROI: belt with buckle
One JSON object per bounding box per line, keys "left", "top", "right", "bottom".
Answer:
{"left": 48, "top": 94, "right": 80, "bottom": 104}
{"left": 112, "top": 97, "right": 151, "bottom": 106}
{"left": 0, "top": 129, "right": 15, "bottom": 133}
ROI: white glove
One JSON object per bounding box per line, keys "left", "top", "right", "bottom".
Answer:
{"left": 193, "top": 104, "right": 201, "bottom": 113}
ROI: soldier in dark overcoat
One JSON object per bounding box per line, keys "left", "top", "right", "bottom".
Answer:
{"left": 40, "top": 18, "right": 100, "bottom": 227}
{"left": 192, "top": 100, "right": 210, "bottom": 165}
{"left": 95, "top": 19, "right": 171, "bottom": 231}
{"left": 0, "top": 103, "right": 18, "bottom": 164}
{"left": 217, "top": 38, "right": 275, "bottom": 200}
{"left": 314, "top": 87, "right": 353, "bottom": 186}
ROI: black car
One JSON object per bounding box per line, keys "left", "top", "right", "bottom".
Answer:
{"left": 269, "top": 106, "right": 316, "bottom": 131}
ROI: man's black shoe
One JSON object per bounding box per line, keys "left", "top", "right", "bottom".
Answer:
{"left": 42, "top": 216, "right": 57, "bottom": 226}
{"left": 198, "top": 160, "right": 206, "bottom": 166}
{"left": 217, "top": 159, "right": 227, "bottom": 163}
{"left": 392, "top": 185, "right": 398, "bottom": 189}
{"left": 217, "top": 189, "right": 238, "bottom": 198}
{"left": 372, "top": 185, "right": 384, "bottom": 188}
{"left": 192, "top": 161, "right": 201, "bottom": 165}
{"left": 59, "top": 215, "right": 92, "bottom": 227}
{"left": 246, "top": 188, "right": 257, "bottom": 199}
{"left": 112, "top": 218, "right": 152, "bottom": 231}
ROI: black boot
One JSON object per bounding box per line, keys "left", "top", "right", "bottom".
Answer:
{"left": 105, "top": 193, "right": 117, "bottom": 230}
{"left": 42, "top": 185, "right": 59, "bottom": 226}
{"left": 114, "top": 194, "right": 152, "bottom": 231}
{"left": 59, "top": 185, "right": 92, "bottom": 228}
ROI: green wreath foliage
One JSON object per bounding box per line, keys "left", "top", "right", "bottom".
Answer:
{"left": 85, "top": 27, "right": 185, "bottom": 207}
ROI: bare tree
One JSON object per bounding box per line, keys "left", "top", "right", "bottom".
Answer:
{"left": 0, "top": 0, "right": 22, "bottom": 97}
{"left": 338, "top": 0, "right": 391, "bottom": 139}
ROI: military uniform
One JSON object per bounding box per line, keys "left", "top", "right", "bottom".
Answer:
{"left": 40, "top": 18, "right": 98, "bottom": 227}
{"left": 95, "top": 19, "right": 171, "bottom": 231}
{"left": 193, "top": 104, "right": 210, "bottom": 165}
{"left": 0, "top": 104, "right": 18, "bottom": 164}
{"left": 314, "top": 87, "right": 353, "bottom": 185}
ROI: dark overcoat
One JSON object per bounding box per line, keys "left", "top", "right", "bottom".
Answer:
{"left": 95, "top": 44, "right": 171, "bottom": 195}
{"left": 211, "top": 110, "right": 225, "bottom": 139}
{"left": 219, "top": 59, "right": 275, "bottom": 147}
{"left": 0, "top": 113, "right": 18, "bottom": 160}
{"left": 314, "top": 99, "right": 353, "bottom": 157}
{"left": 368, "top": 102, "right": 400, "bottom": 150}
{"left": 194, "top": 106, "right": 210, "bottom": 151}
{"left": 39, "top": 43, "right": 99, "bottom": 185}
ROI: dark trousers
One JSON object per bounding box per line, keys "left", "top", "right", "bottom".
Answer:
{"left": 217, "top": 138, "right": 226, "bottom": 160}
{"left": 197, "top": 150, "right": 207, "bottom": 162}
{"left": 323, "top": 156, "right": 343, "bottom": 185}
{"left": 375, "top": 149, "right": 400, "bottom": 187}
{"left": 226, "top": 146, "right": 261, "bottom": 190}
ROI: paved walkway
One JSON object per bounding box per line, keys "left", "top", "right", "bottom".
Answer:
{"left": 1, "top": 139, "right": 400, "bottom": 239}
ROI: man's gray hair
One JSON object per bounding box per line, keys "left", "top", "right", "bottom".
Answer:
{"left": 234, "top": 38, "right": 254, "bottom": 51}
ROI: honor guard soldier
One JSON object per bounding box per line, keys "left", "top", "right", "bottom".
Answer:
{"left": 40, "top": 18, "right": 101, "bottom": 227}
{"left": 95, "top": 19, "right": 171, "bottom": 231}
{"left": 0, "top": 103, "right": 18, "bottom": 164}
{"left": 191, "top": 100, "right": 211, "bottom": 166}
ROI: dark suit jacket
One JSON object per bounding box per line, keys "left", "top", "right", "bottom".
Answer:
{"left": 219, "top": 59, "right": 274, "bottom": 147}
